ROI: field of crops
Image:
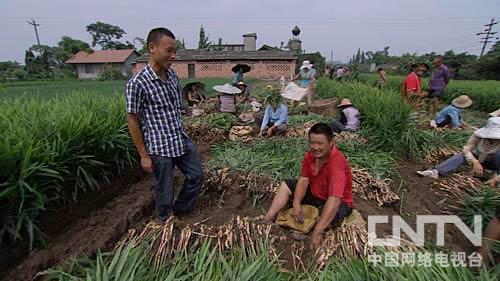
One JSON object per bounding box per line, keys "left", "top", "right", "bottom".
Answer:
{"left": 357, "top": 73, "right": 500, "bottom": 113}
{"left": 1, "top": 77, "right": 499, "bottom": 280}
{"left": 0, "top": 78, "right": 231, "bottom": 100}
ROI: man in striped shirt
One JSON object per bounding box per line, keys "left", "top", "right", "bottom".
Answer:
{"left": 126, "top": 28, "right": 203, "bottom": 222}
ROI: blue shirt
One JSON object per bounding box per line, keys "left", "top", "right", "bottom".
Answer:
{"left": 261, "top": 103, "right": 289, "bottom": 130}
{"left": 126, "top": 65, "right": 187, "bottom": 157}
{"left": 435, "top": 105, "right": 463, "bottom": 128}
{"left": 232, "top": 70, "right": 243, "bottom": 84}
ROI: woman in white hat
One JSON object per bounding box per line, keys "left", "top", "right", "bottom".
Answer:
{"left": 213, "top": 83, "right": 241, "bottom": 113}
{"left": 291, "top": 60, "right": 316, "bottom": 107}
{"left": 431, "top": 95, "right": 473, "bottom": 129}
{"left": 330, "top": 98, "right": 361, "bottom": 133}
{"left": 418, "top": 117, "right": 500, "bottom": 187}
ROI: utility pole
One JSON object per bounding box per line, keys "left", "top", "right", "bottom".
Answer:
{"left": 330, "top": 50, "right": 333, "bottom": 63}
{"left": 476, "top": 18, "right": 498, "bottom": 58}
{"left": 27, "top": 19, "right": 41, "bottom": 46}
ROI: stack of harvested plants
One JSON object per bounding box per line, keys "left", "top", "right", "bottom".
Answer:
{"left": 351, "top": 168, "right": 400, "bottom": 206}
{"left": 424, "top": 147, "right": 461, "bottom": 164}
{"left": 116, "top": 216, "right": 282, "bottom": 270}
{"left": 431, "top": 172, "right": 482, "bottom": 198}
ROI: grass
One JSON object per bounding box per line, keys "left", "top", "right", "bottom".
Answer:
{"left": 454, "top": 187, "right": 500, "bottom": 232}
{"left": 208, "top": 138, "right": 307, "bottom": 182}
{"left": 316, "top": 78, "right": 473, "bottom": 160}
{"left": 358, "top": 73, "right": 500, "bottom": 113}
{"left": 0, "top": 92, "right": 136, "bottom": 246}
{"left": 209, "top": 138, "right": 397, "bottom": 181}
{"left": 0, "top": 80, "right": 127, "bottom": 100}
{"left": 39, "top": 242, "right": 292, "bottom": 281}
{"left": 0, "top": 78, "right": 233, "bottom": 100}
{"left": 184, "top": 112, "right": 237, "bottom": 131}
{"left": 39, "top": 240, "right": 500, "bottom": 281}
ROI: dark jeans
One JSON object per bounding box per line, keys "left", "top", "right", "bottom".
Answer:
{"left": 427, "top": 89, "right": 444, "bottom": 99}
{"left": 331, "top": 120, "right": 356, "bottom": 134}
{"left": 435, "top": 151, "right": 500, "bottom": 176}
{"left": 151, "top": 140, "right": 204, "bottom": 221}
{"left": 285, "top": 179, "right": 353, "bottom": 226}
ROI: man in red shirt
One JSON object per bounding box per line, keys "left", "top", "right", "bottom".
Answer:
{"left": 402, "top": 63, "right": 428, "bottom": 110}
{"left": 260, "top": 123, "right": 354, "bottom": 249}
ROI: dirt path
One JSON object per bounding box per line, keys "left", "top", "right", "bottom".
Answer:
{"left": 2, "top": 174, "right": 156, "bottom": 281}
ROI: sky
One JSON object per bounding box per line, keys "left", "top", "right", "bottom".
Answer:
{"left": 1, "top": 0, "right": 499, "bottom": 63}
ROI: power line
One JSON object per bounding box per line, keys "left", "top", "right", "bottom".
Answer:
{"left": 27, "top": 19, "right": 41, "bottom": 46}
{"left": 476, "top": 18, "right": 498, "bottom": 58}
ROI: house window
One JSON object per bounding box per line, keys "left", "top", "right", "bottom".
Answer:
{"left": 84, "top": 64, "right": 93, "bottom": 74}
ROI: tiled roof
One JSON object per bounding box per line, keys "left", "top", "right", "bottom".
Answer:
{"left": 66, "top": 49, "right": 138, "bottom": 64}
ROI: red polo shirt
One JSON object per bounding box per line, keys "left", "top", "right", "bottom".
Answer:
{"left": 300, "top": 146, "right": 354, "bottom": 208}
{"left": 402, "top": 72, "right": 420, "bottom": 98}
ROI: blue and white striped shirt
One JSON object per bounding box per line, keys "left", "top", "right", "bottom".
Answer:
{"left": 126, "top": 65, "right": 187, "bottom": 157}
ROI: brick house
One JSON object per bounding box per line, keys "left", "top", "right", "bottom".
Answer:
{"left": 133, "top": 49, "right": 297, "bottom": 80}
{"left": 132, "top": 33, "right": 297, "bottom": 80}
{"left": 66, "top": 49, "right": 139, "bottom": 79}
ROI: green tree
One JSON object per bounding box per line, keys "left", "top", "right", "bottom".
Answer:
{"left": 24, "top": 45, "right": 59, "bottom": 78}
{"left": 211, "top": 37, "right": 223, "bottom": 51}
{"left": 476, "top": 41, "right": 500, "bottom": 80}
{"left": 133, "top": 37, "right": 148, "bottom": 54}
{"left": 86, "top": 22, "right": 133, "bottom": 50}
{"left": 55, "top": 36, "right": 92, "bottom": 63}
{"left": 198, "top": 25, "right": 211, "bottom": 49}
{"left": 176, "top": 39, "right": 186, "bottom": 50}
{"left": 355, "top": 48, "right": 361, "bottom": 64}
{"left": 0, "top": 61, "right": 27, "bottom": 81}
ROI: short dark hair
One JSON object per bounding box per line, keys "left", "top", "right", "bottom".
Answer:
{"left": 410, "top": 63, "right": 418, "bottom": 70}
{"left": 377, "top": 67, "right": 384, "bottom": 72}
{"left": 147, "top": 27, "right": 176, "bottom": 46}
{"left": 308, "top": 123, "right": 334, "bottom": 142}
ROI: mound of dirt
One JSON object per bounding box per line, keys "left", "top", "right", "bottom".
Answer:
{"left": 185, "top": 123, "right": 226, "bottom": 144}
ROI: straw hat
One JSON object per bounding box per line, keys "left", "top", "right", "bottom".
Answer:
{"left": 337, "top": 98, "right": 353, "bottom": 108}
{"left": 237, "top": 81, "right": 247, "bottom": 88}
{"left": 451, "top": 95, "right": 472, "bottom": 108}
{"left": 489, "top": 108, "right": 500, "bottom": 117}
{"left": 213, "top": 83, "right": 242, "bottom": 95}
{"left": 474, "top": 117, "right": 500, "bottom": 140}
{"left": 300, "top": 60, "right": 313, "bottom": 70}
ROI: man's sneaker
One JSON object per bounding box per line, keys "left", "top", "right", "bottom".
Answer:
{"left": 430, "top": 120, "right": 437, "bottom": 128}
{"left": 417, "top": 169, "right": 439, "bottom": 179}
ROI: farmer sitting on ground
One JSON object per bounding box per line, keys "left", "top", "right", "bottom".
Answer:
{"left": 430, "top": 95, "right": 473, "bottom": 129}
{"left": 235, "top": 82, "right": 256, "bottom": 104}
{"left": 214, "top": 83, "right": 241, "bottom": 114}
{"left": 330, "top": 98, "right": 360, "bottom": 134}
{"left": 259, "top": 94, "right": 289, "bottom": 137}
{"left": 185, "top": 83, "right": 205, "bottom": 107}
{"left": 417, "top": 117, "right": 500, "bottom": 187}
{"left": 257, "top": 123, "right": 355, "bottom": 249}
